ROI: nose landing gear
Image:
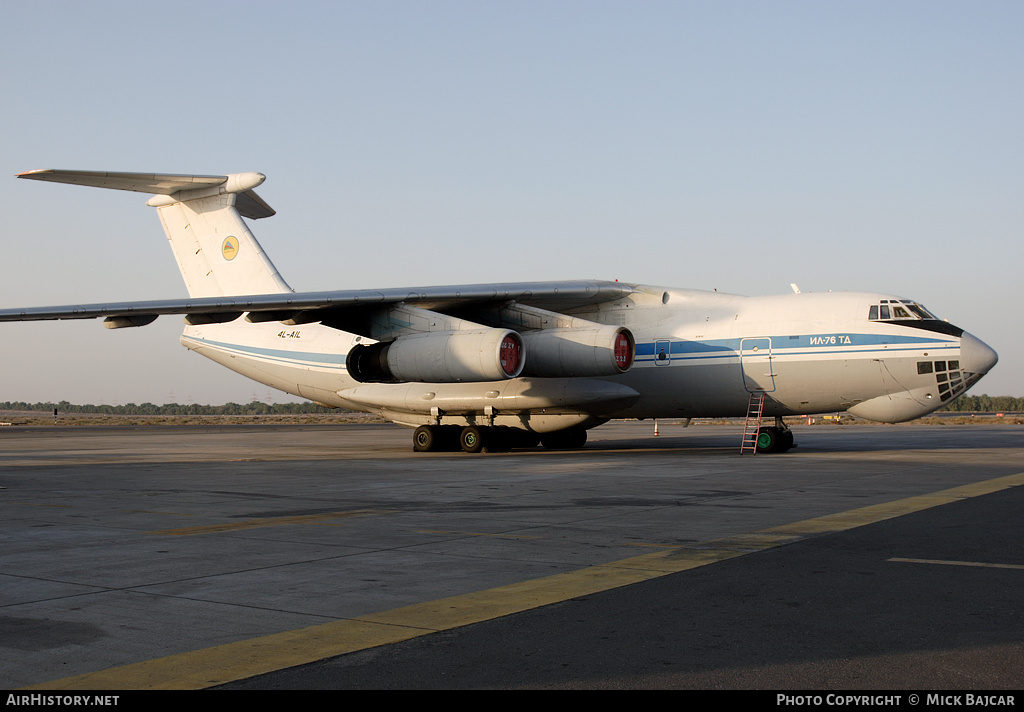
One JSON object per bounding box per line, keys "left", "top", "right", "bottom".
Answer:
{"left": 755, "top": 419, "right": 796, "bottom": 454}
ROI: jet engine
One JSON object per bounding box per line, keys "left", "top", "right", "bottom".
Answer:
{"left": 347, "top": 328, "right": 524, "bottom": 383}
{"left": 520, "top": 325, "right": 634, "bottom": 377}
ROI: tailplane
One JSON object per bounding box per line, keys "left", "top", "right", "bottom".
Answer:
{"left": 18, "top": 169, "right": 292, "bottom": 298}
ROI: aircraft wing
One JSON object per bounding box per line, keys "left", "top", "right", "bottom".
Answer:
{"left": 0, "top": 280, "right": 634, "bottom": 330}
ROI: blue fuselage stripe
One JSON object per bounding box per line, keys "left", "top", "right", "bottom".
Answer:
{"left": 190, "top": 332, "right": 958, "bottom": 370}
{"left": 634, "top": 333, "right": 957, "bottom": 363}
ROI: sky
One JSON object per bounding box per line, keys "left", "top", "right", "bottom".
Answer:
{"left": 2, "top": 1, "right": 1022, "bottom": 404}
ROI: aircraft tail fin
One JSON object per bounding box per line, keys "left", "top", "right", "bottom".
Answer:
{"left": 18, "top": 170, "right": 292, "bottom": 298}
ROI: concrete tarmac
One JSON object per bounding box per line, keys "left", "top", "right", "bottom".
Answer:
{"left": 1, "top": 420, "right": 1021, "bottom": 690}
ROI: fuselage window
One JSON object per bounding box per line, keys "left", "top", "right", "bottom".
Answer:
{"left": 917, "top": 361, "right": 934, "bottom": 375}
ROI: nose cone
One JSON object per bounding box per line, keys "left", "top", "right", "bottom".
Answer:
{"left": 960, "top": 332, "right": 998, "bottom": 376}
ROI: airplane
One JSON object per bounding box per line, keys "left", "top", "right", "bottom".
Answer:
{"left": 1, "top": 169, "right": 999, "bottom": 454}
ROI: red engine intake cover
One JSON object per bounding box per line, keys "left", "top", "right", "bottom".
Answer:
{"left": 614, "top": 330, "right": 634, "bottom": 371}
{"left": 500, "top": 334, "right": 523, "bottom": 377}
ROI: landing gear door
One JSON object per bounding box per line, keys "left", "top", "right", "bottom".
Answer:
{"left": 741, "top": 337, "right": 776, "bottom": 393}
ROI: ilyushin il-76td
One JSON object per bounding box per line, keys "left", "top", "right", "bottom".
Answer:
{"left": 1, "top": 170, "right": 998, "bottom": 454}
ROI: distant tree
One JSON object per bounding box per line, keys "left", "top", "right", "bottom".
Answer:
{"left": 0, "top": 400, "right": 343, "bottom": 415}
{"left": 940, "top": 394, "right": 1024, "bottom": 412}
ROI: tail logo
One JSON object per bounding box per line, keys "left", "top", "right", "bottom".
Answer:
{"left": 222, "top": 236, "right": 239, "bottom": 261}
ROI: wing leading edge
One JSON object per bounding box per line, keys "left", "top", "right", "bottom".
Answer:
{"left": 0, "top": 281, "right": 635, "bottom": 331}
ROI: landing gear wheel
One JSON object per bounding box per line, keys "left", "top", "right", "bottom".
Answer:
{"left": 755, "top": 426, "right": 781, "bottom": 454}
{"left": 485, "top": 426, "right": 512, "bottom": 453}
{"left": 756, "top": 426, "right": 794, "bottom": 454}
{"left": 540, "top": 428, "right": 588, "bottom": 450}
{"left": 459, "top": 425, "right": 486, "bottom": 453}
{"left": 509, "top": 430, "right": 541, "bottom": 449}
{"left": 412, "top": 425, "right": 437, "bottom": 452}
{"left": 438, "top": 425, "right": 462, "bottom": 451}
{"left": 779, "top": 428, "right": 795, "bottom": 452}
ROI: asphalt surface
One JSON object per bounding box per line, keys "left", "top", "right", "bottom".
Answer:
{"left": 224, "top": 484, "right": 1024, "bottom": 689}
{"left": 1, "top": 420, "right": 1021, "bottom": 691}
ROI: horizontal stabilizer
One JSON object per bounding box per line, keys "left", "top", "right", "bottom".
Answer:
{"left": 17, "top": 169, "right": 228, "bottom": 195}
{"left": 17, "top": 169, "right": 275, "bottom": 219}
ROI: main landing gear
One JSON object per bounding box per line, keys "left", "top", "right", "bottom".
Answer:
{"left": 412, "top": 424, "right": 586, "bottom": 453}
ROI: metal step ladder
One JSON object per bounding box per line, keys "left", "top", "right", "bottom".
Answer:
{"left": 740, "top": 391, "right": 765, "bottom": 454}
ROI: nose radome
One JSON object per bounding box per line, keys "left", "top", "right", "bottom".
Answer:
{"left": 960, "top": 332, "right": 998, "bottom": 375}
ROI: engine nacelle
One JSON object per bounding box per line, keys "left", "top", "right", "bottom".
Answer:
{"left": 520, "top": 326, "right": 634, "bottom": 377}
{"left": 347, "top": 328, "right": 524, "bottom": 383}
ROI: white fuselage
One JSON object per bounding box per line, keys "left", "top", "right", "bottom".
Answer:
{"left": 180, "top": 284, "right": 995, "bottom": 431}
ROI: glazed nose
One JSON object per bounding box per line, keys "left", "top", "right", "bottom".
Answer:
{"left": 960, "top": 332, "right": 998, "bottom": 376}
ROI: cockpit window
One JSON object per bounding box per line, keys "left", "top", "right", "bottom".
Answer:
{"left": 868, "top": 299, "right": 938, "bottom": 322}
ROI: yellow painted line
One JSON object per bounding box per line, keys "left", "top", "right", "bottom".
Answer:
{"left": 764, "top": 472, "right": 1024, "bottom": 538}
{"left": 22, "top": 619, "right": 430, "bottom": 691}
{"left": 26, "top": 471, "right": 1024, "bottom": 690}
{"left": 148, "top": 509, "right": 393, "bottom": 536}
{"left": 889, "top": 558, "right": 1024, "bottom": 571}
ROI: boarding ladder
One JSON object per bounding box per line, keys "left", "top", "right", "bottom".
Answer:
{"left": 740, "top": 391, "right": 765, "bottom": 455}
